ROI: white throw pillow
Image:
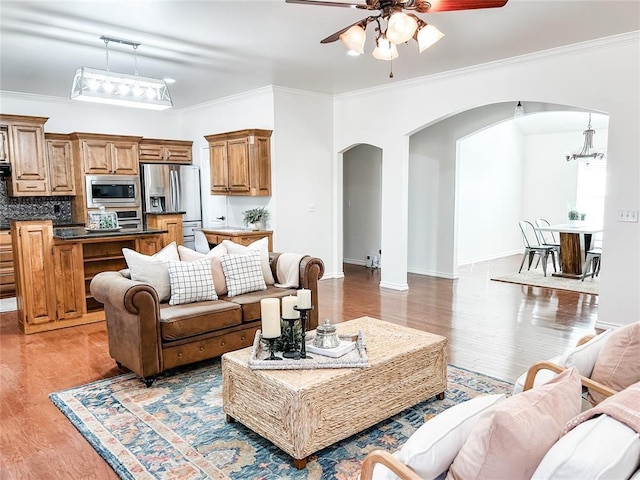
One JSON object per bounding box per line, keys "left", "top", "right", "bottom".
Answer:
{"left": 558, "top": 329, "right": 613, "bottom": 377}
{"left": 512, "top": 331, "right": 613, "bottom": 395}
{"left": 371, "top": 394, "right": 506, "bottom": 480}
{"left": 532, "top": 414, "right": 640, "bottom": 480}
{"left": 166, "top": 258, "right": 217, "bottom": 306}
{"left": 223, "top": 237, "right": 274, "bottom": 285}
{"left": 220, "top": 252, "right": 267, "bottom": 297}
{"left": 512, "top": 355, "right": 562, "bottom": 395}
{"left": 122, "top": 242, "right": 179, "bottom": 302}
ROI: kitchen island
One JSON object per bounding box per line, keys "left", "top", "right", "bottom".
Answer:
{"left": 11, "top": 220, "right": 166, "bottom": 334}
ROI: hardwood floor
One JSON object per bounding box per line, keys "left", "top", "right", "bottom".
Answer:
{"left": 0, "top": 254, "right": 598, "bottom": 479}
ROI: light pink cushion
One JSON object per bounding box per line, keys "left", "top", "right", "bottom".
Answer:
{"left": 177, "top": 244, "right": 228, "bottom": 295}
{"left": 446, "top": 368, "right": 582, "bottom": 480}
{"left": 589, "top": 322, "right": 640, "bottom": 404}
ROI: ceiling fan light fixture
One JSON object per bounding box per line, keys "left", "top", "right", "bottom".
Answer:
{"left": 372, "top": 37, "right": 399, "bottom": 61}
{"left": 386, "top": 11, "right": 418, "bottom": 44}
{"left": 339, "top": 24, "right": 366, "bottom": 54}
{"left": 416, "top": 24, "right": 445, "bottom": 53}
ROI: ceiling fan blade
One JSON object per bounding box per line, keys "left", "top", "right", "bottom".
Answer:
{"left": 320, "top": 19, "right": 367, "bottom": 43}
{"left": 417, "top": 0, "right": 508, "bottom": 13}
{"left": 285, "top": 0, "right": 371, "bottom": 10}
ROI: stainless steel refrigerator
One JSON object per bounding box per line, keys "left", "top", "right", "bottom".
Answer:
{"left": 141, "top": 164, "right": 202, "bottom": 249}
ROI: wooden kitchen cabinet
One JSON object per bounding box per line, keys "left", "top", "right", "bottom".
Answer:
{"left": 205, "top": 129, "right": 272, "bottom": 196}
{"left": 1, "top": 115, "right": 49, "bottom": 196}
{"left": 146, "top": 213, "right": 184, "bottom": 247}
{"left": 139, "top": 138, "right": 193, "bottom": 164}
{"left": 0, "top": 230, "right": 15, "bottom": 298}
{"left": 53, "top": 242, "right": 84, "bottom": 320}
{"left": 11, "top": 221, "right": 57, "bottom": 330}
{"left": 200, "top": 228, "right": 273, "bottom": 252}
{"left": 45, "top": 133, "right": 76, "bottom": 195}
{"left": 71, "top": 132, "right": 142, "bottom": 175}
{"left": 0, "top": 126, "right": 9, "bottom": 163}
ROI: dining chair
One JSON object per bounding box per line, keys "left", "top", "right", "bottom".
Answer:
{"left": 194, "top": 229, "right": 211, "bottom": 253}
{"left": 581, "top": 247, "right": 602, "bottom": 281}
{"left": 519, "top": 220, "right": 558, "bottom": 277}
{"left": 535, "top": 218, "right": 562, "bottom": 268}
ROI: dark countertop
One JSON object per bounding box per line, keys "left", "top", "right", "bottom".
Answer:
{"left": 1, "top": 219, "right": 85, "bottom": 231}
{"left": 145, "top": 211, "right": 186, "bottom": 216}
{"left": 54, "top": 227, "right": 167, "bottom": 240}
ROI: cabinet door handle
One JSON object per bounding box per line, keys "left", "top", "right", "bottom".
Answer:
{"left": 26, "top": 185, "right": 38, "bottom": 189}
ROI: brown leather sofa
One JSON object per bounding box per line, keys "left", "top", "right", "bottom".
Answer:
{"left": 91, "top": 252, "right": 324, "bottom": 386}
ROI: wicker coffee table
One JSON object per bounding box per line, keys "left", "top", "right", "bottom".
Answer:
{"left": 222, "top": 316, "right": 447, "bottom": 469}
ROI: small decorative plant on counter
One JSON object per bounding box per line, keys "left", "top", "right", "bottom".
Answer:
{"left": 242, "top": 206, "right": 270, "bottom": 230}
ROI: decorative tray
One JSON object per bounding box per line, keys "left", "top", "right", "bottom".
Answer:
{"left": 248, "top": 330, "right": 368, "bottom": 370}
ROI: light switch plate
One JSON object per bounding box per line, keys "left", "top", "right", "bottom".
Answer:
{"left": 617, "top": 209, "right": 639, "bottom": 222}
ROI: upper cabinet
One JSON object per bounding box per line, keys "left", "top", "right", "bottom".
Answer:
{"left": 45, "top": 133, "right": 76, "bottom": 195}
{"left": 70, "top": 133, "right": 142, "bottom": 175}
{"left": 205, "top": 129, "right": 272, "bottom": 196}
{"left": 139, "top": 138, "right": 192, "bottom": 164}
{"left": 1, "top": 114, "right": 49, "bottom": 195}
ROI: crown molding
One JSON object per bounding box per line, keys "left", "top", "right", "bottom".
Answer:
{"left": 335, "top": 31, "right": 640, "bottom": 101}
{"left": 178, "top": 86, "right": 275, "bottom": 113}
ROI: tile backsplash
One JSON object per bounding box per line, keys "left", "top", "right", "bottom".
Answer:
{"left": 0, "top": 178, "right": 72, "bottom": 223}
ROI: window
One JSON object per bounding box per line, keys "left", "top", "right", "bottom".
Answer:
{"left": 576, "top": 160, "right": 606, "bottom": 225}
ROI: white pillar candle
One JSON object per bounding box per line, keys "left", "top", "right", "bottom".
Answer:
{"left": 282, "top": 295, "right": 299, "bottom": 319}
{"left": 297, "top": 288, "right": 312, "bottom": 309}
{"left": 260, "top": 298, "right": 281, "bottom": 339}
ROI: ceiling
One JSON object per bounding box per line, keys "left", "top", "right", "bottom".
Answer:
{"left": 1, "top": 1, "right": 638, "bottom": 109}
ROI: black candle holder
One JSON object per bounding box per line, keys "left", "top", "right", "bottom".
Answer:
{"left": 294, "top": 305, "right": 314, "bottom": 359}
{"left": 282, "top": 317, "right": 301, "bottom": 359}
{"left": 263, "top": 336, "right": 282, "bottom": 361}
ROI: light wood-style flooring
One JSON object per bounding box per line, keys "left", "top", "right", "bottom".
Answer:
{"left": 0, "top": 255, "right": 598, "bottom": 479}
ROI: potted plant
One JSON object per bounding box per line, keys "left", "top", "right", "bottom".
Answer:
{"left": 568, "top": 210, "right": 580, "bottom": 222}
{"left": 242, "top": 206, "right": 270, "bottom": 230}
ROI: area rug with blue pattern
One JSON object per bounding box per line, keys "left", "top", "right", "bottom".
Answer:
{"left": 50, "top": 360, "right": 512, "bottom": 480}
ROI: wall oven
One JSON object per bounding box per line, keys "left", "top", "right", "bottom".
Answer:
{"left": 85, "top": 175, "right": 140, "bottom": 209}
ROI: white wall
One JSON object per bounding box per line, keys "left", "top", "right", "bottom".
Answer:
{"left": 334, "top": 33, "right": 640, "bottom": 326}
{"left": 272, "top": 88, "right": 334, "bottom": 268}
{"left": 457, "top": 121, "right": 524, "bottom": 266}
{"left": 178, "top": 87, "right": 275, "bottom": 230}
{"left": 343, "top": 144, "right": 382, "bottom": 266}
{"left": 521, "top": 129, "right": 608, "bottom": 226}
{"left": 408, "top": 103, "right": 526, "bottom": 278}
{"left": 0, "top": 92, "right": 180, "bottom": 136}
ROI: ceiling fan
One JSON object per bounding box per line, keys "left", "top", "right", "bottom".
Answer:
{"left": 286, "top": 0, "right": 509, "bottom": 75}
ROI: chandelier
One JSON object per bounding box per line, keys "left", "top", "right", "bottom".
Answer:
{"left": 566, "top": 114, "right": 606, "bottom": 163}
{"left": 339, "top": 11, "right": 444, "bottom": 63}
{"left": 70, "top": 36, "right": 173, "bottom": 110}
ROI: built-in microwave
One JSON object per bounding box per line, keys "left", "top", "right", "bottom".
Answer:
{"left": 85, "top": 175, "right": 140, "bottom": 209}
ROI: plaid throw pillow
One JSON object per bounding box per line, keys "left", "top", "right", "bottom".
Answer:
{"left": 220, "top": 252, "right": 267, "bottom": 297}
{"left": 166, "top": 258, "right": 217, "bottom": 306}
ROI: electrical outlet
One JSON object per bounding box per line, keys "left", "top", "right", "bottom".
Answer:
{"left": 617, "top": 209, "right": 639, "bottom": 222}
{"left": 308, "top": 204, "right": 315, "bottom": 213}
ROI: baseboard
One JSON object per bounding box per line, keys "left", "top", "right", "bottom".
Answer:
{"left": 457, "top": 250, "right": 522, "bottom": 266}
{"left": 595, "top": 320, "right": 624, "bottom": 330}
{"left": 344, "top": 258, "right": 366, "bottom": 266}
{"left": 379, "top": 281, "right": 409, "bottom": 291}
{"left": 0, "top": 297, "right": 17, "bottom": 313}
{"left": 320, "top": 272, "right": 345, "bottom": 280}
{"left": 407, "top": 267, "right": 459, "bottom": 280}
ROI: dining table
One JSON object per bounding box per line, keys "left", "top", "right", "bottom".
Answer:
{"left": 535, "top": 223, "right": 603, "bottom": 278}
